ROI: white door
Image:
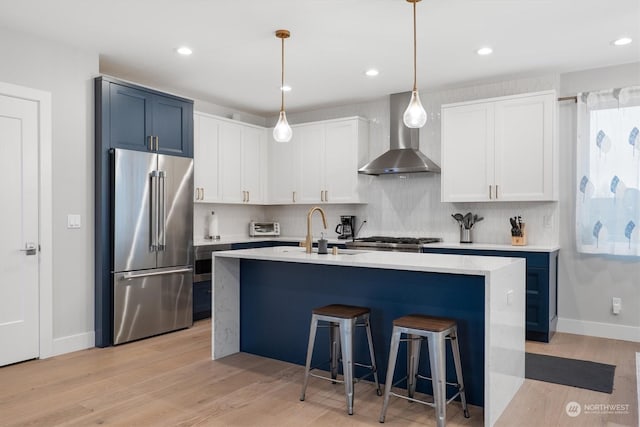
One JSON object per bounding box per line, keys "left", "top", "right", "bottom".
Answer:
{"left": 0, "top": 94, "right": 39, "bottom": 366}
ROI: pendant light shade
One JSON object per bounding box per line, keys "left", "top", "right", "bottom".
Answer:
{"left": 403, "top": 0, "right": 427, "bottom": 129}
{"left": 273, "top": 29, "right": 293, "bottom": 142}
{"left": 403, "top": 90, "right": 427, "bottom": 128}
{"left": 273, "top": 110, "right": 293, "bottom": 142}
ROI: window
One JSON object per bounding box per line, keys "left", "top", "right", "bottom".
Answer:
{"left": 576, "top": 87, "right": 640, "bottom": 256}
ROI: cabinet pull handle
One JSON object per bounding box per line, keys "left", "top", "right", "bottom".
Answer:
{"left": 247, "top": 191, "right": 250, "bottom": 203}
{"left": 292, "top": 191, "right": 296, "bottom": 203}
{"left": 489, "top": 185, "right": 492, "bottom": 200}
{"left": 155, "top": 136, "right": 159, "bottom": 151}
{"left": 195, "top": 188, "right": 199, "bottom": 200}
{"left": 242, "top": 190, "right": 246, "bottom": 202}
{"left": 495, "top": 185, "right": 499, "bottom": 199}
{"left": 148, "top": 135, "right": 153, "bottom": 151}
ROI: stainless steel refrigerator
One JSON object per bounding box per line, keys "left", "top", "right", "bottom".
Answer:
{"left": 112, "top": 148, "right": 193, "bottom": 345}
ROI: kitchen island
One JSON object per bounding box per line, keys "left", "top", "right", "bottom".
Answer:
{"left": 212, "top": 247, "right": 526, "bottom": 426}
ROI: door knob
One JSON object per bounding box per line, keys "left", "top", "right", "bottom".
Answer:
{"left": 20, "top": 242, "right": 37, "bottom": 256}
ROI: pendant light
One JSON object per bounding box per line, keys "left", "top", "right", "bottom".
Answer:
{"left": 403, "top": 0, "right": 427, "bottom": 128}
{"left": 273, "top": 29, "right": 293, "bottom": 142}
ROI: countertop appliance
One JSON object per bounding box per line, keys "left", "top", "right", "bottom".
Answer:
{"left": 112, "top": 148, "right": 194, "bottom": 345}
{"left": 249, "top": 221, "right": 280, "bottom": 237}
{"left": 345, "top": 236, "right": 443, "bottom": 252}
{"left": 335, "top": 215, "right": 356, "bottom": 240}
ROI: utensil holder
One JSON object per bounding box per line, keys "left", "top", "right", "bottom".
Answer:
{"left": 460, "top": 228, "right": 472, "bottom": 243}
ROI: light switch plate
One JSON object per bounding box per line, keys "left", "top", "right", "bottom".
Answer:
{"left": 67, "top": 214, "right": 81, "bottom": 229}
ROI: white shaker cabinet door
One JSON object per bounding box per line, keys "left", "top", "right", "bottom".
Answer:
{"left": 494, "top": 93, "right": 554, "bottom": 201}
{"left": 268, "top": 132, "right": 298, "bottom": 203}
{"left": 218, "top": 121, "right": 243, "bottom": 202}
{"left": 241, "top": 126, "right": 265, "bottom": 204}
{"left": 296, "top": 123, "right": 325, "bottom": 203}
{"left": 441, "top": 102, "right": 494, "bottom": 202}
{"left": 324, "top": 119, "right": 358, "bottom": 203}
{"left": 194, "top": 113, "right": 220, "bottom": 202}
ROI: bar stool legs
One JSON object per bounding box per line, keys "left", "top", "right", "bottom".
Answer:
{"left": 379, "top": 315, "right": 470, "bottom": 426}
{"left": 300, "top": 305, "right": 381, "bottom": 416}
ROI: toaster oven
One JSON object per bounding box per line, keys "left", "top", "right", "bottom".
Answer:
{"left": 249, "top": 221, "right": 280, "bottom": 237}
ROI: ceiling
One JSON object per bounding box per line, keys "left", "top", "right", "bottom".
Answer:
{"left": 0, "top": 0, "right": 638, "bottom": 116}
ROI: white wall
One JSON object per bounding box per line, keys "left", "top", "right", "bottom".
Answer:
{"left": 556, "top": 63, "right": 640, "bottom": 341}
{"left": 0, "top": 26, "right": 99, "bottom": 352}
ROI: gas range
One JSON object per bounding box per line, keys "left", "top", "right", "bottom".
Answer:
{"left": 345, "top": 236, "right": 443, "bottom": 252}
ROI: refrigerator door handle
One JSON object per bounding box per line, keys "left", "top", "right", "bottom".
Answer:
{"left": 149, "top": 170, "right": 159, "bottom": 252}
{"left": 120, "top": 267, "right": 193, "bottom": 280}
{"left": 158, "top": 170, "right": 167, "bottom": 251}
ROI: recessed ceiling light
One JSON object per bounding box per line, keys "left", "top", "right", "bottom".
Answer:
{"left": 612, "top": 37, "right": 632, "bottom": 46}
{"left": 365, "top": 69, "right": 379, "bottom": 77}
{"left": 281, "top": 85, "right": 292, "bottom": 92}
{"left": 176, "top": 46, "right": 193, "bottom": 55}
{"left": 477, "top": 47, "right": 493, "bottom": 56}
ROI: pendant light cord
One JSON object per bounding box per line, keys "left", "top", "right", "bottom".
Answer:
{"left": 281, "top": 36, "right": 285, "bottom": 112}
{"left": 412, "top": 0, "right": 417, "bottom": 92}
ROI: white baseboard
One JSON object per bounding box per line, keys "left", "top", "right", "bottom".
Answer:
{"left": 51, "top": 331, "right": 95, "bottom": 357}
{"left": 557, "top": 317, "right": 640, "bottom": 343}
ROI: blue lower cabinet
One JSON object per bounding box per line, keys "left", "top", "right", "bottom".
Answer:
{"left": 421, "top": 247, "right": 558, "bottom": 342}
{"left": 193, "top": 280, "right": 212, "bottom": 321}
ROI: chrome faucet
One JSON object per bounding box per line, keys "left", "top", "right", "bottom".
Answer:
{"left": 304, "top": 206, "right": 328, "bottom": 253}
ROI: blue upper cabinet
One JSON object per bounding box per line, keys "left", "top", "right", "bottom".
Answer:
{"left": 97, "top": 76, "right": 193, "bottom": 158}
{"left": 152, "top": 93, "right": 192, "bottom": 156}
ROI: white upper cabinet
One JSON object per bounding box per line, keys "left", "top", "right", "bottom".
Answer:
{"left": 441, "top": 91, "right": 557, "bottom": 202}
{"left": 268, "top": 117, "right": 368, "bottom": 204}
{"left": 240, "top": 126, "right": 265, "bottom": 204}
{"left": 193, "top": 112, "right": 220, "bottom": 202}
{"left": 194, "top": 112, "right": 266, "bottom": 204}
{"left": 268, "top": 131, "right": 299, "bottom": 204}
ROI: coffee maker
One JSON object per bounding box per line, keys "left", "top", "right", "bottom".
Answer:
{"left": 335, "top": 215, "right": 356, "bottom": 240}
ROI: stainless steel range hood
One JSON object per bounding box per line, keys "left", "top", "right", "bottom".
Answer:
{"left": 359, "top": 92, "right": 440, "bottom": 175}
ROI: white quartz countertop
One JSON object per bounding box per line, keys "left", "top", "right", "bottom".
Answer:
{"left": 195, "top": 235, "right": 559, "bottom": 252}
{"left": 213, "top": 246, "right": 525, "bottom": 276}
{"left": 193, "top": 236, "right": 343, "bottom": 246}
{"left": 424, "top": 242, "right": 560, "bottom": 252}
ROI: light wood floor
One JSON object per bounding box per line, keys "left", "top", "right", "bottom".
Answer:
{"left": 0, "top": 320, "right": 637, "bottom": 426}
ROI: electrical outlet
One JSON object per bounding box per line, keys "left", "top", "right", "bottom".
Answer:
{"left": 507, "top": 290, "right": 514, "bottom": 305}
{"left": 612, "top": 297, "right": 622, "bottom": 315}
{"left": 543, "top": 214, "right": 553, "bottom": 229}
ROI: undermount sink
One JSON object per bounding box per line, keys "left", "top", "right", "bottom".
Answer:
{"left": 275, "top": 247, "right": 367, "bottom": 256}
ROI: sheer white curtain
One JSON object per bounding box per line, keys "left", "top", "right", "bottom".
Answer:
{"left": 576, "top": 86, "right": 640, "bottom": 256}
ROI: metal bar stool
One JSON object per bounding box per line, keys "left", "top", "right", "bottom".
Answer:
{"left": 379, "top": 314, "right": 470, "bottom": 427}
{"left": 300, "top": 304, "right": 382, "bottom": 415}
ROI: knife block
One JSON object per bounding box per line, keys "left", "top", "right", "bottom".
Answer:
{"left": 511, "top": 226, "right": 527, "bottom": 246}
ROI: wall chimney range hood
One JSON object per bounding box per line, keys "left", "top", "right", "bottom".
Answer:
{"left": 358, "top": 91, "right": 440, "bottom": 175}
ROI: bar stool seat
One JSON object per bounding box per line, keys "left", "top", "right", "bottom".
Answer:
{"left": 379, "top": 314, "right": 470, "bottom": 427}
{"left": 300, "top": 304, "right": 381, "bottom": 415}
